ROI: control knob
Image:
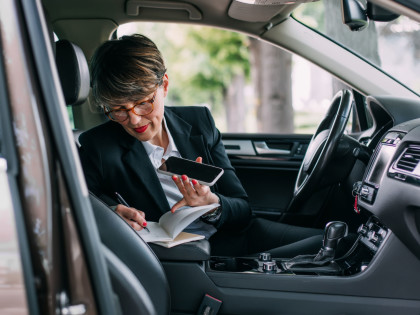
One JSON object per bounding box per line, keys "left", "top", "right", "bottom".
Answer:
{"left": 262, "top": 261, "right": 277, "bottom": 274}
{"left": 259, "top": 252, "right": 272, "bottom": 262}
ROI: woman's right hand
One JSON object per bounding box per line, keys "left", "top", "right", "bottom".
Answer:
{"left": 115, "top": 204, "right": 148, "bottom": 231}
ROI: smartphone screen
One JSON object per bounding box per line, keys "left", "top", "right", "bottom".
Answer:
{"left": 157, "top": 156, "right": 224, "bottom": 186}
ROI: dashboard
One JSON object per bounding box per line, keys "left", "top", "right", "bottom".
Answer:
{"left": 358, "top": 115, "right": 420, "bottom": 260}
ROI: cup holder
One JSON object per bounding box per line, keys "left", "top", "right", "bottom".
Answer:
{"left": 209, "top": 255, "right": 287, "bottom": 274}
{"left": 209, "top": 257, "right": 259, "bottom": 272}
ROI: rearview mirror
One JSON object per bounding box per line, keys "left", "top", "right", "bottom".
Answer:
{"left": 366, "top": 2, "right": 400, "bottom": 22}
{"left": 341, "top": 0, "right": 368, "bottom": 31}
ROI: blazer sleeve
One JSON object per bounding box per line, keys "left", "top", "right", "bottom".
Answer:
{"left": 202, "top": 107, "right": 252, "bottom": 231}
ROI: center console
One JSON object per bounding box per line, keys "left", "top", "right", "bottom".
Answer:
{"left": 208, "top": 216, "right": 388, "bottom": 277}
{"left": 156, "top": 213, "right": 419, "bottom": 314}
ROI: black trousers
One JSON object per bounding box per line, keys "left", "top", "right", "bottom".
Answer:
{"left": 209, "top": 217, "right": 324, "bottom": 258}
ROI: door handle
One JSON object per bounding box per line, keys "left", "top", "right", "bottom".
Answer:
{"left": 223, "top": 140, "right": 256, "bottom": 155}
{"left": 254, "top": 141, "right": 291, "bottom": 155}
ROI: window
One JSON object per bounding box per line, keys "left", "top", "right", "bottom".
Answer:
{"left": 118, "top": 23, "right": 347, "bottom": 134}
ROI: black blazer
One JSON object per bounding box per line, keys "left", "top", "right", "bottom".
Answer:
{"left": 79, "top": 106, "right": 251, "bottom": 230}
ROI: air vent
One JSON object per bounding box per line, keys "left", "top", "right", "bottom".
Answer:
{"left": 396, "top": 146, "right": 420, "bottom": 173}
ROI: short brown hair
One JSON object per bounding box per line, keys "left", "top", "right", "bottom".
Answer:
{"left": 90, "top": 34, "right": 166, "bottom": 109}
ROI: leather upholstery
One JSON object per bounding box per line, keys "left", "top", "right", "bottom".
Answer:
{"left": 89, "top": 193, "right": 171, "bottom": 315}
{"left": 103, "top": 245, "right": 156, "bottom": 315}
{"left": 55, "top": 40, "right": 90, "bottom": 106}
{"left": 149, "top": 239, "right": 211, "bottom": 261}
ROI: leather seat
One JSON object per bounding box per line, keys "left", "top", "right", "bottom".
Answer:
{"left": 90, "top": 193, "right": 171, "bottom": 314}
{"left": 55, "top": 39, "right": 171, "bottom": 314}
{"left": 55, "top": 40, "right": 90, "bottom": 106}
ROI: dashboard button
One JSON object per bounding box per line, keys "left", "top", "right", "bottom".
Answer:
{"left": 358, "top": 224, "right": 368, "bottom": 236}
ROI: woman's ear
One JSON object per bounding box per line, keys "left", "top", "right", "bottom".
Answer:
{"left": 162, "top": 73, "right": 169, "bottom": 97}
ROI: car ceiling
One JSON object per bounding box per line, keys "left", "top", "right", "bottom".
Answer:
{"left": 42, "top": 0, "right": 311, "bottom": 41}
{"left": 41, "top": 0, "right": 419, "bottom": 101}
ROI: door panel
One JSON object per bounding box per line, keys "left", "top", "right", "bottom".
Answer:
{"left": 222, "top": 133, "right": 311, "bottom": 221}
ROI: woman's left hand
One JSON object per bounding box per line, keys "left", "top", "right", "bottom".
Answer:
{"left": 171, "top": 156, "right": 219, "bottom": 213}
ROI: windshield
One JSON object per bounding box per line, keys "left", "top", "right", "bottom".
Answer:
{"left": 294, "top": 0, "right": 420, "bottom": 95}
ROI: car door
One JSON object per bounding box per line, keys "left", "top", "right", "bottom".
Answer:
{"left": 222, "top": 132, "right": 311, "bottom": 220}
{"left": 0, "top": 1, "right": 118, "bottom": 314}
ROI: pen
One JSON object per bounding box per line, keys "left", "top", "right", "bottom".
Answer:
{"left": 114, "top": 192, "right": 150, "bottom": 233}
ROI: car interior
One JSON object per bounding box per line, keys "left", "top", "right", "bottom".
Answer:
{"left": 2, "top": 0, "right": 420, "bottom": 314}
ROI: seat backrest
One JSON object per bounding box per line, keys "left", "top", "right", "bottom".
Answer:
{"left": 55, "top": 39, "right": 90, "bottom": 106}
{"left": 55, "top": 39, "right": 91, "bottom": 146}
{"left": 89, "top": 193, "right": 171, "bottom": 315}
{"left": 103, "top": 245, "right": 156, "bottom": 315}
{"left": 55, "top": 39, "right": 171, "bottom": 314}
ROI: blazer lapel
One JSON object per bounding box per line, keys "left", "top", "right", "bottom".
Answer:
{"left": 165, "top": 108, "right": 206, "bottom": 162}
{"left": 120, "top": 134, "right": 170, "bottom": 214}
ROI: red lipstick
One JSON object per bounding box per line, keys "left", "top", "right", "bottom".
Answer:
{"left": 134, "top": 125, "right": 149, "bottom": 133}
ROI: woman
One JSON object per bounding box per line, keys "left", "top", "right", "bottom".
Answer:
{"left": 79, "top": 34, "right": 323, "bottom": 257}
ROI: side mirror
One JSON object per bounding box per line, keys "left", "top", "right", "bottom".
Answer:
{"left": 366, "top": 2, "right": 400, "bottom": 22}
{"left": 341, "top": 0, "right": 368, "bottom": 31}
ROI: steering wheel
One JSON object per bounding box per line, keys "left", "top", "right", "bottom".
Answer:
{"left": 287, "top": 89, "right": 353, "bottom": 213}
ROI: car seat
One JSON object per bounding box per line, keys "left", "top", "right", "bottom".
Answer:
{"left": 55, "top": 39, "right": 171, "bottom": 314}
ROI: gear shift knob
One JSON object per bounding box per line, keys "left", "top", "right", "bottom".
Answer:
{"left": 285, "top": 221, "right": 349, "bottom": 269}
{"left": 323, "top": 221, "right": 348, "bottom": 250}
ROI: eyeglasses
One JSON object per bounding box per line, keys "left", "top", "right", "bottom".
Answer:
{"left": 104, "top": 89, "right": 157, "bottom": 122}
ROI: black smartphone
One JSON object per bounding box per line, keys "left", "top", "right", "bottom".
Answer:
{"left": 157, "top": 156, "right": 224, "bottom": 186}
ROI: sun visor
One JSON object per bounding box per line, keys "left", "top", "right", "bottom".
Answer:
{"left": 228, "top": 0, "right": 313, "bottom": 22}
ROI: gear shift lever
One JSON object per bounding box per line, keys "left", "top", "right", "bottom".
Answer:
{"left": 283, "top": 221, "right": 348, "bottom": 272}
{"left": 314, "top": 221, "right": 348, "bottom": 261}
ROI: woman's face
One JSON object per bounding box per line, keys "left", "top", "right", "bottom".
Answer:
{"left": 113, "top": 74, "right": 169, "bottom": 146}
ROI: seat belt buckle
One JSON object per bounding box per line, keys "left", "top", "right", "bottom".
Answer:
{"left": 196, "top": 294, "right": 222, "bottom": 315}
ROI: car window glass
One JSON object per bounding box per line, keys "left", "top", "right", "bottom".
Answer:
{"left": 117, "top": 23, "right": 346, "bottom": 134}
{"left": 294, "top": 0, "right": 420, "bottom": 96}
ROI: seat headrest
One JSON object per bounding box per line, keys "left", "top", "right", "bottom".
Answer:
{"left": 55, "top": 40, "right": 90, "bottom": 106}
